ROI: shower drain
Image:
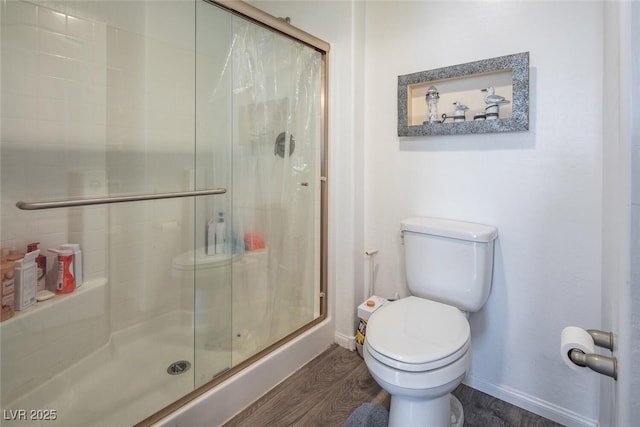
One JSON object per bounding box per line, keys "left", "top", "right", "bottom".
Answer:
{"left": 167, "top": 360, "right": 191, "bottom": 375}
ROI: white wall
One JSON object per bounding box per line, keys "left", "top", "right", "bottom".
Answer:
{"left": 363, "top": 2, "right": 603, "bottom": 425}
{"left": 253, "top": 1, "right": 606, "bottom": 425}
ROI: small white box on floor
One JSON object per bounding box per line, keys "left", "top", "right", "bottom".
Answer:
{"left": 356, "top": 296, "right": 388, "bottom": 358}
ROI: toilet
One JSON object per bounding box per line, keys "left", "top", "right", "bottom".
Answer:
{"left": 363, "top": 217, "right": 498, "bottom": 427}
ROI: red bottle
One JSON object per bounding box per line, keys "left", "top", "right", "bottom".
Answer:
{"left": 49, "top": 249, "right": 75, "bottom": 294}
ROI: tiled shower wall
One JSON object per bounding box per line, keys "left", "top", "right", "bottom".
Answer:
{"left": 1, "top": 0, "right": 198, "bottom": 333}
{"left": 2, "top": 1, "right": 108, "bottom": 282}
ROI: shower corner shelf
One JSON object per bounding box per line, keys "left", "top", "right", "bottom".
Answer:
{"left": 397, "top": 52, "right": 530, "bottom": 137}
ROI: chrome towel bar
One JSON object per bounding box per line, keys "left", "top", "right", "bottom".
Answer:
{"left": 16, "top": 188, "right": 227, "bottom": 210}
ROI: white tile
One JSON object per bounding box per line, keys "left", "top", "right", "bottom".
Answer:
{"left": 2, "top": 118, "right": 29, "bottom": 143}
{"left": 94, "top": 21, "right": 107, "bottom": 50}
{"left": 3, "top": 24, "right": 38, "bottom": 50}
{"left": 36, "top": 120, "right": 67, "bottom": 146}
{"left": 82, "top": 231, "right": 107, "bottom": 253}
{"left": 38, "top": 74, "right": 67, "bottom": 99}
{"left": 39, "top": 52, "right": 69, "bottom": 79}
{"left": 4, "top": 47, "right": 40, "bottom": 93}
{"left": 91, "top": 62, "right": 108, "bottom": 87}
{"left": 3, "top": 93, "right": 38, "bottom": 120}
{"left": 67, "top": 101, "right": 94, "bottom": 124}
{"left": 37, "top": 6, "right": 66, "bottom": 34}
{"left": 37, "top": 97, "right": 67, "bottom": 122}
{"left": 67, "top": 58, "right": 91, "bottom": 84}
{"left": 65, "top": 35, "right": 93, "bottom": 62}
{"left": 6, "top": 1, "right": 38, "bottom": 26}
{"left": 65, "top": 79, "right": 86, "bottom": 102}
{"left": 92, "top": 103, "right": 107, "bottom": 126}
{"left": 66, "top": 15, "right": 94, "bottom": 40}
{"left": 66, "top": 123, "right": 93, "bottom": 147}
{"left": 38, "top": 28, "right": 68, "bottom": 58}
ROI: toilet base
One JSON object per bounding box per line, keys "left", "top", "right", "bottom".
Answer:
{"left": 388, "top": 393, "right": 464, "bottom": 427}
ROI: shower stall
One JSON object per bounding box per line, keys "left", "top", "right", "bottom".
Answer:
{"left": 0, "top": 1, "right": 328, "bottom": 425}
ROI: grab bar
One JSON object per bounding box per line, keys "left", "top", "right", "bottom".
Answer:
{"left": 16, "top": 188, "right": 227, "bottom": 210}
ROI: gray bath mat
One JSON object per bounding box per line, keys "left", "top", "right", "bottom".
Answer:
{"left": 342, "top": 402, "right": 389, "bottom": 427}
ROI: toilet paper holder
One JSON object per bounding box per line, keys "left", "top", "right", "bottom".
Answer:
{"left": 568, "top": 329, "right": 617, "bottom": 380}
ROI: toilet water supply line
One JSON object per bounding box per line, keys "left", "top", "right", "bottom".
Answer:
{"left": 365, "top": 249, "right": 378, "bottom": 297}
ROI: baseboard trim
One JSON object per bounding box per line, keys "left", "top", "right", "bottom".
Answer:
{"left": 334, "top": 331, "right": 356, "bottom": 350}
{"left": 464, "top": 375, "right": 598, "bottom": 427}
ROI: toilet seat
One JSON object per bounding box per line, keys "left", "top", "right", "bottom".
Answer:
{"left": 366, "top": 296, "right": 470, "bottom": 372}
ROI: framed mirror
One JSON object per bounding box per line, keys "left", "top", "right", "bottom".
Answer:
{"left": 398, "top": 52, "right": 529, "bottom": 137}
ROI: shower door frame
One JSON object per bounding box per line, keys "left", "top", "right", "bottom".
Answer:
{"left": 136, "top": 1, "right": 329, "bottom": 425}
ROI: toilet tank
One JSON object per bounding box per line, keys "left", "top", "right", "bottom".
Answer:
{"left": 401, "top": 217, "right": 498, "bottom": 312}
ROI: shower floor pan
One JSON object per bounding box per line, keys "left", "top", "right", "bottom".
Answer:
{"left": 3, "top": 310, "right": 257, "bottom": 427}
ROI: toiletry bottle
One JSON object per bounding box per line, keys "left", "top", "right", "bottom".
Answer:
{"left": 27, "top": 242, "right": 47, "bottom": 292}
{"left": 215, "top": 212, "right": 226, "bottom": 254}
{"left": 60, "top": 243, "right": 82, "bottom": 287}
{"left": 48, "top": 248, "right": 75, "bottom": 294}
{"left": 14, "top": 249, "right": 39, "bottom": 310}
{"left": 206, "top": 219, "right": 216, "bottom": 256}
{"left": 1, "top": 255, "right": 16, "bottom": 321}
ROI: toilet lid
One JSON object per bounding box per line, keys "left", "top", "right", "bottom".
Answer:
{"left": 366, "top": 296, "right": 470, "bottom": 371}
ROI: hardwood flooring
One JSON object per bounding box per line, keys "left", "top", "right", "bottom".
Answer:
{"left": 223, "top": 344, "right": 565, "bottom": 427}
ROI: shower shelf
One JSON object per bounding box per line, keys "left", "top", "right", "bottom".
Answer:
{"left": 0, "top": 278, "right": 106, "bottom": 326}
{"left": 16, "top": 188, "right": 227, "bottom": 210}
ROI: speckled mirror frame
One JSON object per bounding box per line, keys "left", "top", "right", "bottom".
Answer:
{"left": 398, "top": 52, "right": 529, "bottom": 137}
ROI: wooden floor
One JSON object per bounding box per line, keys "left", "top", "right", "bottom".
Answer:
{"left": 223, "top": 345, "right": 565, "bottom": 427}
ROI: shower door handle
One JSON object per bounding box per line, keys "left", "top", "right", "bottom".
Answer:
{"left": 16, "top": 188, "right": 227, "bottom": 210}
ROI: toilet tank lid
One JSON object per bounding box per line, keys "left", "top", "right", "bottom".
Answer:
{"left": 401, "top": 217, "right": 498, "bottom": 242}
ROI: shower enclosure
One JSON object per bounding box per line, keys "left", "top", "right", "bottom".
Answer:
{"left": 0, "top": 1, "right": 328, "bottom": 425}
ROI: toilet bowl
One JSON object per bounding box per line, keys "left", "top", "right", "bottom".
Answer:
{"left": 364, "top": 296, "right": 469, "bottom": 427}
{"left": 363, "top": 217, "right": 498, "bottom": 427}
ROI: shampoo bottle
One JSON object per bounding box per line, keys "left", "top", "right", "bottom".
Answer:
{"left": 27, "top": 242, "right": 47, "bottom": 292}
{"left": 14, "top": 249, "right": 39, "bottom": 310}
{"left": 206, "top": 219, "right": 216, "bottom": 256}
{"left": 60, "top": 243, "right": 82, "bottom": 287}
{"left": 215, "top": 212, "right": 226, "bottom": 254}
{"left": 1, "top": 255, "right": 16, "bottom": 322}
{"left": 48, "top": 248, "right": 75, "bottom": 294}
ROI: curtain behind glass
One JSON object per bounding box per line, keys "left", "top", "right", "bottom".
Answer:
{"left": 230, "top": 18, "right": 321, "bottom": 357}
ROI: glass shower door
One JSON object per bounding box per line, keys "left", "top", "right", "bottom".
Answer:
{"left": 229, "top": 17, "right": 323, "bottom": 356}
{"left": 1, "top": 0, "right": 324, "bottom": 425}
{"left": 194, "top": 2, "right": 323, "bottom": 379}
{"left": 193, "top": 1, "right": 233, "bottom": 387}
